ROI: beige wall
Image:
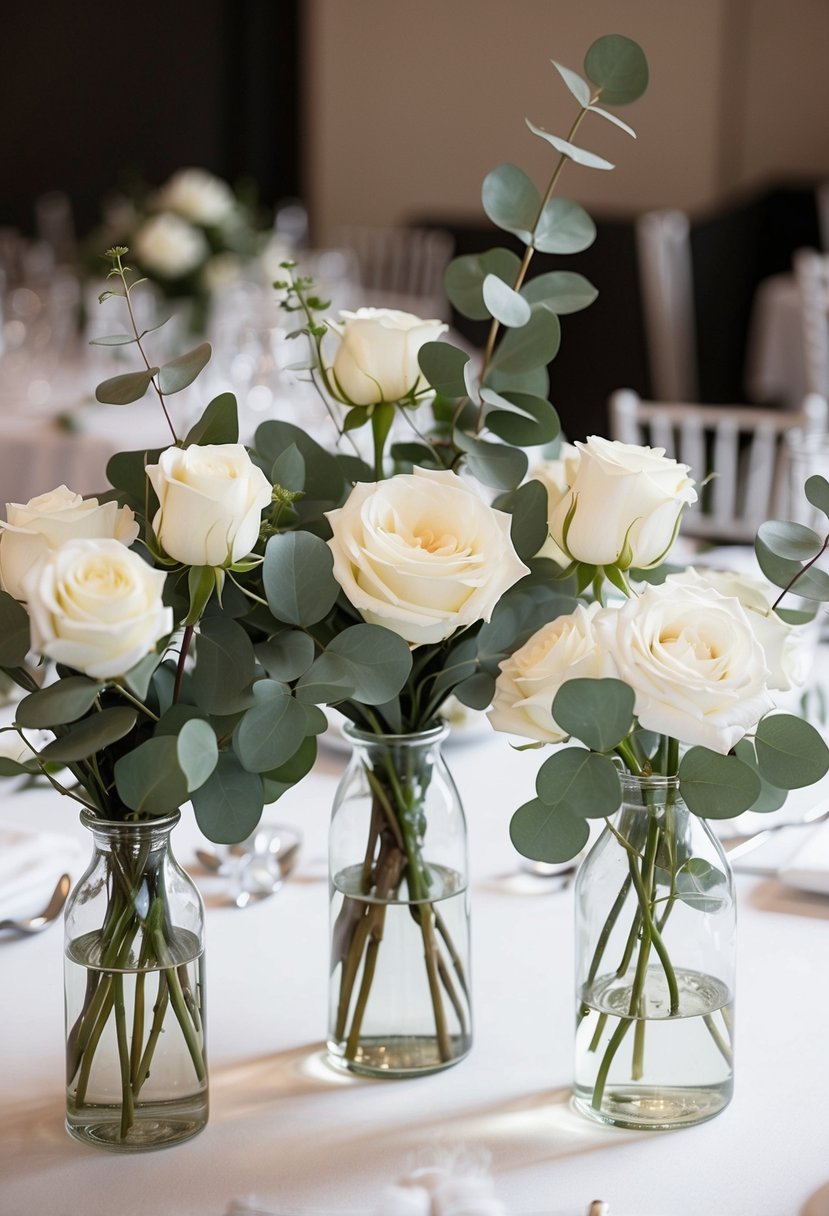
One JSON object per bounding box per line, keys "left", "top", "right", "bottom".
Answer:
{"left": 304, "top": 0, "right": 829, "bottom": 244}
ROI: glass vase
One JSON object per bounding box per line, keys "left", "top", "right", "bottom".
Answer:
{"left": 573, "top": 774, "right": 736, "bottom": 1130}
{"left": 64, "top": 810, "right": 208, "bottom": 1151}
{"left": 327, "top": 724, "right": 472, "bottom": 1077}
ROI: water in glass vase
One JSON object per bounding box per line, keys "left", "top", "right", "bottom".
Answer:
{"left": 328, "top": 862, "right": 472, "bottom": 1076}
{"left": 573, "top": 966, "right": 733, "bottom": 1130}
{"left": 65, "top": 927, "right": 208, "bottom": 1151}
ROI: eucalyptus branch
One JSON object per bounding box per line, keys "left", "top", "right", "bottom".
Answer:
{"left": 771, "top": 531, "right": 829, "bottom": 612}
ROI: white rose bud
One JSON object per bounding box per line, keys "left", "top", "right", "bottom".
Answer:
{"left": 488, "top": 602, "right": 611, "bottom": 743}
{"left": 325, "top": 467, "right": 529, "bottom": 646}
{"left": 595, "top": 581, "right": 774, "bottom": 754}
{"left": 25, "top": 539, "right": 173, "bottom": 680}
{"left": 666, "top": 567, "right": 811, "bottom": 691}
{"left": 549, "top": 436, "right": 697, "bottom": 569}
{"left": 153, "top": 167, "right": 236, "bottom": 227}
{"left": 133, "top": 212, "right": 209, "bottom": 279}
{"left": 146, "top": 443, "right": 272, "bottom": 568}
{"left": 329, "top": 308, "right": 448, "bottom": 406}
{"left": 0, "top": 486, "right": 138, "bottom": 601}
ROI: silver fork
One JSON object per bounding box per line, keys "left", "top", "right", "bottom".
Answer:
{"left": 0, "top": 873, "right": 70, "bottom": 935}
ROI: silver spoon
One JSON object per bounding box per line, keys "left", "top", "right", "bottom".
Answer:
{"left": 724, "top": 805, "right": 829, "bottom": 860}
{"left": 0, "top": 873, "right": 70, "bottom": 935}
{"left": 195, "top": 837, "right": 301, "bottom": 878}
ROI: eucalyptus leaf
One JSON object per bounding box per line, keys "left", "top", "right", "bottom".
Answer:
{"left": 484, "top": 391, "right": 560, "bottom": 447}
{"left": 233, "top": 680, "right": 309, "bottom": 772}
{"left": 95, "top": 367, "right": 158, "bottom": 405}
{"left": 509, "top": 797, "right": 590, "bottom": 863}
{"left": 754, "top": 714, "right": 829, "bottom": 789}
{"left": 88, "top": 332, "right": 137, "bottom": 347}
{"left": 678, "top": 748, "right": 761, "bottom": 818}
{"left": 533, "top": 199, "right": 597, "bottom": 255}
{"left": 176, "top": 717, "right": 218, "bottom": 791}
{"left": 122, "top": 652, "right": 161, "bottom": 701}
{"left": 734, "top": 738, "right": 788, "bottom": 813}
{"left": 263, "top": 531, "right": 340, "bottom": 626}
{"left": 551, "top": 59, "right": 591, "bottom": 107}
{"left": 805, "top": 474, "right": 829, "bottom": 520}
{"left": 552, "top": 678, "right": 635, "bottom": 752}
{"left": 754, "top": 535, "right": 829, "bottom": 600}
{"left": 184, "top": 392, "right": 239, "bottom": 445}
{"left": 273, "top": 443, "right": 306, "bottom": 493}
{"left": 525, "top": 120, "right": 614, "bottom": 170}
{"left": 106, "top": 447, "right": 163, "bottom": 505}
{"left": 482, "top": 274, "right": 532, "bottom": 327}
{"left": 256, "top": 630, "right": 316, "bottom": 682}
{"left": 191, "top": 617, "right": 256, "bottom": 714}
{"left": 39, "top": 707, "right": 137, "bottom": 762}
{"left": 589, "top": 105, "right": 637, "bottom": 137}
{"left": 0, "top": 592, "right": 31, "bottom": 666}
{"left": 757, "top": 519, "right": 823, "bottom": 562}
{"left": 675, "top": 858, "right": 730, "bottom": 913}
{"left": 453, "top": 432, "right": 528, "bottom": 491}
{"left": 521, "top": 270, "right": 598, "bottom": 314}
{"left": 261, "top": 735, "right": 318, "bottom": 803}
{"left": 493, "top": 479, "right": 550, "bottom": 562}
{"left": 489, "top": 305, "right": 561, "bottom": 375}
{"left": 296, "top": 624, "right": 412, "bottom": 706}
{"left": 417, "top": 341, "right": 469, "bottom": 398}
{"left": 16, "top": 676, "right": 101, "bottom": 728}
{"left": 535, "top": 747, "right": 622, "bottom": 819}
{"left": 452, "top": 672, "right": 496, "bottom": 710}
{"left": 444, "top": 248, "right": 523, "bottom": 321}
{"left": 481, "top": 164, "right": 541, "bottom": 243}
{"left": 157, "top": 342, "right": 211, "bottom": 395}
{"left": 114, "top": 735, "right": 190, "bottom": 814}
{"left": 254, "top": 420, "right": 344, "bottom": 509}
{"left": 584, "top": 34, "right": 649, "bottom": 106}
{"left": 191, "top": 752, "right": 264, "bottom": 844}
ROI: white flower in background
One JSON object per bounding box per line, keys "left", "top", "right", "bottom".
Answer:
{"left": 666, "top": 567, "right": 812, "bottom": 691}
{"left": 132, "top": 212, "right": 209, "bottom": 279}
{"left": 25, "top": 539, "right": 173, "bottom": 680}
{"left": 595, "top": 580, "right": 775, "bottom": 754}
{"left": 153, "top": 167, "right": 237, "bottom": 228}
{"left": 201, "top": 252, "right": 242, "bottom": 294}
{"left": 529, "top": 441, "right": 581, "bottom": 563}
{"left": 146, "top": 443, "right": 272, "bottom": 568}
{"left": 549, "top": 436, "right": 697, "bottom": 569}
{"left": 488, "top": 602, "right": 611, "bottom": 742}
{"left": 328, "top": 308, "right": 448, "bottom": 406}
{"left": 0, "top": 486, "right": 138, "bottom": 601}
{"left": 326, "top": 467, "right": 529, "bottom": 646}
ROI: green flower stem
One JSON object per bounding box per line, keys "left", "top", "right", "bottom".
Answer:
{"left": 132, "top": 973, "right": 169, "bottom": 1094}
{"left": 344, "top": 915, "right": 385, "bottom": 1060}
{"left": 113, "top": 974, "right": 134, "bottom": 1140}
{"left": 703, "top": 1013, "right": 734, "bottom": 1066}
{"left": 109, "top": 249, "right": 178, "bottom": 444}
{"left": 370, "top": 402, "right": 396, "bottom": 480}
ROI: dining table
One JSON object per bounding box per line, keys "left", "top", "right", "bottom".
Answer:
{"left": 1, "top": 704, "right": 829, "bottom": 1216}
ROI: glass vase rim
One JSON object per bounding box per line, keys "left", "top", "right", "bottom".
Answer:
{"left": 341, "top": 721, "right": 450, "bottom": 746}
{"left": 79, "top": 808, "right": 182, "bottom": 836}
{"left": 619, "top": 771, "right": 680, "bottom": 790}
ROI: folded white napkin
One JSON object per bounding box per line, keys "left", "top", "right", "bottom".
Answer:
{"left": 779, "top": 817, "right": 829, "bottom": 894}
{"left": 0, "top": 826, "right": 84, "bottom": 921}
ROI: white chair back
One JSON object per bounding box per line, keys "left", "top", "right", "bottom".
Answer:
{"left": 635, "top": 209, "right": 698, "bottom": 402}
{"left": 609, "top": 388, "right": 828, "bottom": 542}
{"left": 335, "top": 225, "right": 454, "bottom": 319}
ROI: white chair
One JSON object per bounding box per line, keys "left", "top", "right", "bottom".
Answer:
{"left": 635, "top": 209, "right": 699, "bottom": 401}
{"left": 794, "top": 247, "right": 829, "bottom": 398}
{"left": 335, "top": 225, "right": 454, "bottom": 320}
{"left": 609, "top": 388, "right": 828, "bottom": 542}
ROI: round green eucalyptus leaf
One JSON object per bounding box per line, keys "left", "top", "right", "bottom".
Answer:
{"left": 114, "top": 735, "right": 190, "bottom": 815}
{"left": 486, "top": 365, "right": 550, "bottom": 398}
{"left": 417, "top": 341, "right": 469, "bottom": 398}
{"left": 485, "top": 391, "right": 560, "bottom": 447}
{"left": 106, "top": 447, "right": 163, "bottom": 505}
{"left": 233, "top": 680, "right": 308, "bottom": 773}
{"left": 481, "top": 164, "right": 541, "bottom": 243}
{"left": 754, "top": 714, "right": 829, "bottom": 789}
{"left": 509, "top": 797, "right": 590, "bottom": 863}
{"left": 489, "top": 306, "right": 561, "bottom": 374}
{"left": 256, "top": 630, "right": 316, "bottom": 682}
{"left": 262, "top": 733, "right": 318, "bottom": 803}
{"left": 678, "top": 748, "right": 761, "bottom": 819}
{"left": 95, "top": 366, "right": 158, "bottom": 405}
{"left": 177, "top": 717, "right": 218, "bottom": 792}
{"left": 521, "top": 270, "right": 598, "bottom": 314}
{"left": 533, "top": 198, "right": 596, "bottom": 255}
{"left": 0, "top": 592, "right": 31, "bottom": 667}
{"left": 493, "top": 478, "right": 550, "bottom": 562}
{"left": 296, "top": 624, "right": 412, "bottom": 706}
{"left": 482, "top": 274, "right": 532, "bottom": 328}
{"left": 805, "top": 474, "right": 829, "bottom": 519}
{"left": 191, "top": 752, "right": 264, "bottom": 844}
{"left": 584, "top": 34, "right": 649, "bottom": 105}
{"left": 734, "top": 738, "right": 788, "bottom": 813}
{"left": 263, "top": 531, "right": 340, "bottom": 627}
{"left": 754, "top": 535, "right": 829, "bottom": 600}
{"left": 39, "top": 706, "right": 138, "bottom": 763}
{"left": 191, "top": 617, "right": 257, "bottom": 714}
{"left": 535, "top": 747, "right": 622, "bottom": 819}
{"left": 552, "top": 678, "right": 635, "bottom": 753}
{"left": 15, "top": 676, "right": 100, "bottom": 728}
{"left": 272, "top": 443, "right": 306, "bottom": 494}
{"left": 757, "top": 519, "right": 823, "bottom": 562}
{"left": 452, "top": 671, "right": 496, "bottom": 711}
{"left": 444, "top": 248, "right": 522, "bottom": 320}
{"left": 674, "top": 858, "right": 730, "bottom": 913}
{"left": 254, "top": 420, "right": 344, "bottom": 508}
{"left": 453, "top": 432, "right": 528, "bottom": 491}
{"left": 184, "top": 392, "right": 239, "bottom": 446}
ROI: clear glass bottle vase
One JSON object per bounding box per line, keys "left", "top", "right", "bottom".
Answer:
{"left": 573, "top": 774, "right": 736, "bottom": 1130}
{"left": 64, "top": 810, "right": 208, "bottom": 1151}
{"left": 327, "top": 724, "right": 473, "bottom": 1077}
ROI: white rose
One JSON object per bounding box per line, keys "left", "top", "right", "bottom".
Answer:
{"left": 25, "top": 539, "right": 173, "bottom": 680}
{"left": 146, "top": 444, "right": 272, "bottom": 568}
{"left": 666, "top": 567, "right": 811, "bottom": 691}
{"left": 549, "top": 436, "right": 697, "bottom": 569}
{"left": 328, "top": 308, "right": 448, "bottom": 406}
{"left": 0, "top": 486, "right": 138, "bottom": 601}
{"left": 488, "top": 601, "right": 611, "bottom": 743}
{"left": 133, "top": 212, "right": 209, "bottom": 279}
{"left": 153, "top": 167, "right": 236, "bottom": 227}
{"left": 325, "top": 467, "right": 529, "bottom": 646}
{"left": 529, "top": 442, "right": 581, "bottom": 564}
{"left": 595, "top": 581, "right": 775, "bottom": 754}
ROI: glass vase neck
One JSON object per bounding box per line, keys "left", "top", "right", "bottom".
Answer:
{"left": 342, "top": 723, "right": 450, "bottom": 752}
{"left": 79, "top": 809, "right": 181, "bottom": 851}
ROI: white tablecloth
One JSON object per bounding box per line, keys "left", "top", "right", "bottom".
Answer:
{"left": 0, "top": 727, "right": 828, "bottom": 1216}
